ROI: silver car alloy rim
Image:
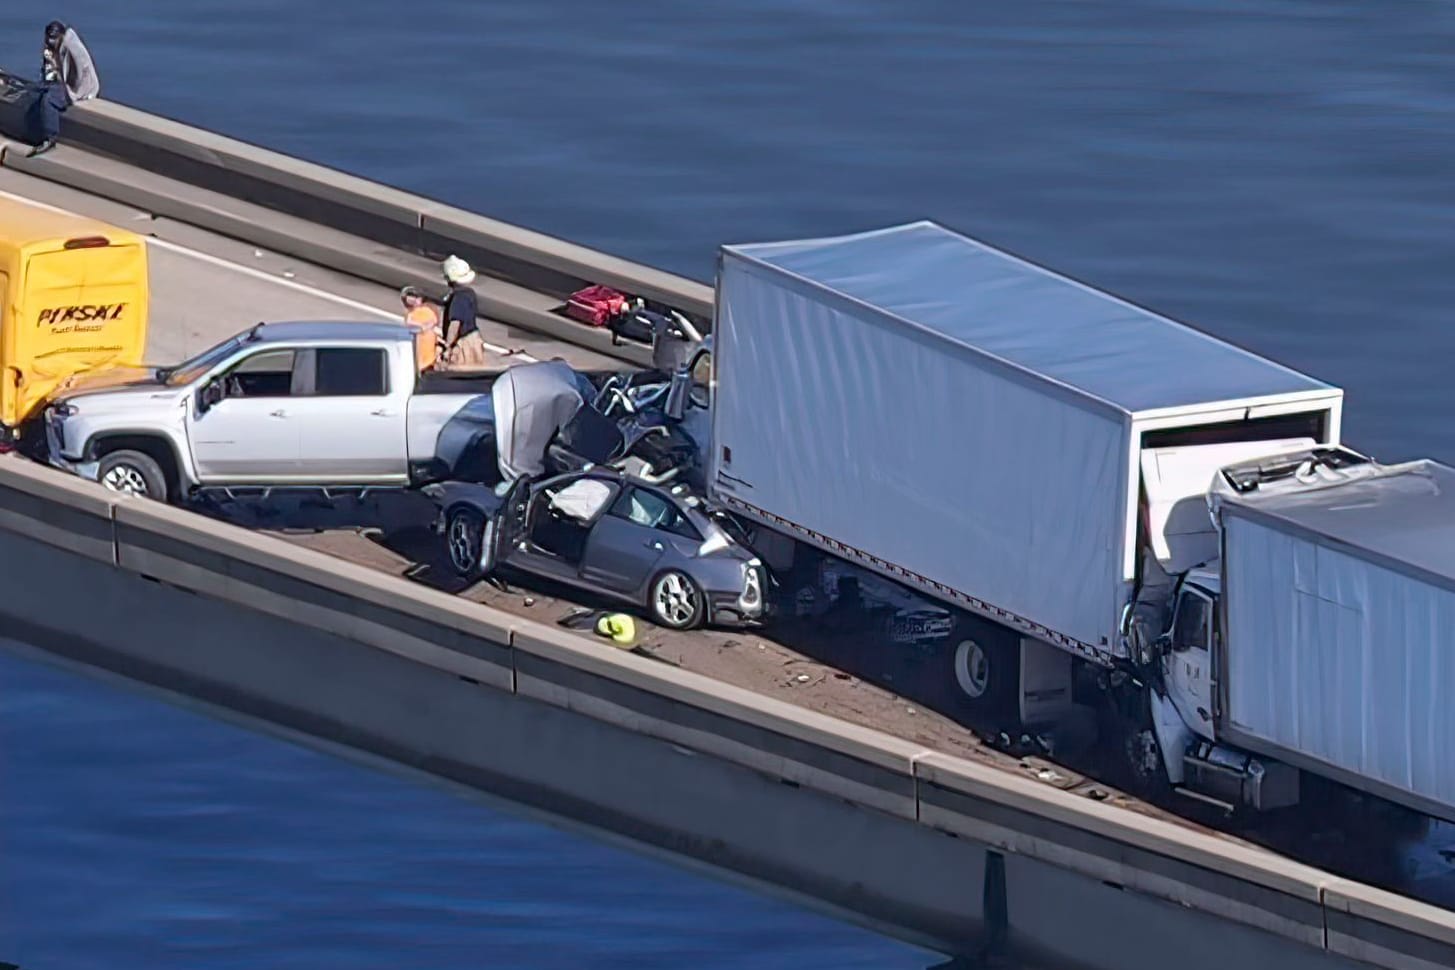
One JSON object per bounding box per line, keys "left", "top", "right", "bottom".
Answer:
{"left": 954, "top": 639, "right": 990, "bottom": 699}
{"left": 448, "top": 515, "right": 477, "bottom": 573}
{"left": 102, "top": 464, "right": 148, "bottom": 496}
{"left": 654, "top": 573, "right": 698, "bottom": 627}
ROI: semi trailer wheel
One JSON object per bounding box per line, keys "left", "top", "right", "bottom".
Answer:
{"left": 945, "top": 621, "right": 1019, "bottom": 723}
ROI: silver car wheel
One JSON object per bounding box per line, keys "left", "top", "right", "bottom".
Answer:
{"left": 653, "top": 572, "right": 700, "bottom": 628}
{"left": 953, "top": 639, "right": 990, "bottom": 700}
{"left": 101, "top": 464, "right": 149, "bottom": 496}
{"left": 447, "top": 511, "right": 481, "bottom": 576}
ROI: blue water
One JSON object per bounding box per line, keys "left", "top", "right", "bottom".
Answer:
{"left": 8, "top": 0, "right": 1451, "bottom": 464}
{"left": 4, "top": 0, "right": 1455, "bottom": 965}
{"left": 0, "top": 645, "right": 930, "bottom": 969}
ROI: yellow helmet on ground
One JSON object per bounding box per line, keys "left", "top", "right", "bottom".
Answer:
{"left": 595, "top": 612, "right": 636, "bottom": 648}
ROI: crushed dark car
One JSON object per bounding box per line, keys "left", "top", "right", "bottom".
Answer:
{"left": 429, "top": 359, "right": 702, "bottom": 489}
{"left": 422, "top": 355, "right": 762, "bottom": 629}
{"left": 424, "top": 468, "right": 766, "bottom": 630}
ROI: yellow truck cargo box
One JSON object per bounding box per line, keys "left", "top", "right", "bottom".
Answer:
{"left": 0, "top": 197, "right": 149, "bottom": 429}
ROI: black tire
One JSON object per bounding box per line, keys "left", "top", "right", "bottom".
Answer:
{"left": 97, "top": 449, "right": 167, "bottom": 502}
{"left": 444, "top": 506, "right": 486, "bottom": 580}
{"left": 1120, "top": 719, "right": 1174, "bottom": 804}
{"left": 648, "top": 569, "right": 706, "bottom": 630}
{"left": 944, "top": 621, "right": 1019, "bottom": 724}
{"left": 1105, "top": 693, "right": 1174, "bottom": 805}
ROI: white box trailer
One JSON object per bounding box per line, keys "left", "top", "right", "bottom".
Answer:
{"left": 708, "top": 221, "right": 1344, "bottom": 665}
{"left": 1215, "top": 459, "right": 1455, "bottom": 821}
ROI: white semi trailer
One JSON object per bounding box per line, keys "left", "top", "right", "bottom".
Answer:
{"left": 673, "top": 220, "right": 1455, "bottom": 820}
{"left": 1185, "top": 453, "right": 1455, "bottom": 822}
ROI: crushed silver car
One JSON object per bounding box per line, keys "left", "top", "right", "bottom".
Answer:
{"left": 425, "top": 469, "right": 765, "bottom": 630}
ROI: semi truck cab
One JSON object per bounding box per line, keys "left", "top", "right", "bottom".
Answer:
{"left": 1138, "top": 446, "right": 1385, "bottom": 816}
{"left": 1163, "top": 569, "right": 1218, "bottom": 743}
{"left": 1134, "top": 564, "right": 1302, "bottom": 814}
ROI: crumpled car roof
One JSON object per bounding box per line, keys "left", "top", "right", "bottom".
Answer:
{"left": 493, "top": 360, "right": 587, "bottom": 482}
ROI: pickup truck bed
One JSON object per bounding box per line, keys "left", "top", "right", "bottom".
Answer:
{"left": 415, "top": 367, "right": 631, "bottom": 397}
{"left": 415, "top": 371, "right": 509, "bottom": 395}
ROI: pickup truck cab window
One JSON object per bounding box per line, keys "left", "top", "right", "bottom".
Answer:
{"left": 315, "top": 347, "right": 389, "bottom": 396}
{"left": 223, "top": 349, "right": 296, "bottom": 398}
{"left": 165, "top": 335, "right": 246, "bottom": 386}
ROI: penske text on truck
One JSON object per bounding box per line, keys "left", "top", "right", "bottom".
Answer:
{"left": 0, "top": 195, "right": 148, "bottom": 437}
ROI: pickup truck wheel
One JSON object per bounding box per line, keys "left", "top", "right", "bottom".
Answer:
{"left": 649, "top": 570, "right": 706, "bottom": 630}
{"left": 445, "top": 507, "right": 486, "bottom": 580}
{"left": 98, "top": 450, "right": 167, "bottom": 502}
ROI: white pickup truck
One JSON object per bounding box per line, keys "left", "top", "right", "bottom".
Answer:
{"left": 43, "top": 321, "right": 512, "bottom": 503}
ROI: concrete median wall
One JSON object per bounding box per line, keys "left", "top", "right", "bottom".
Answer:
{"left": 0, "top": 453, "right": 1449, "bottom": 968}
{"left": 0, "top": 97, "right": 713, "bottom": 368}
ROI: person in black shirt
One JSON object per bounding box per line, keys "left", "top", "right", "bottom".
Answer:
{"left": 439, "top": 255, "right": 487, "bottom": 369}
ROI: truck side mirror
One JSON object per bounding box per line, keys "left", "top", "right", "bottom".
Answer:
{"left": 1125, "top": 610, "right": 1150, "bottom": 665}
{"left": 197, "top": 379, "right": 224, "bottom": 413}
{"left": 688, "top": 349, "right": 712, "bottom": 409}
{"left": 664, "top": 368, "right": 689, "bottom": 422}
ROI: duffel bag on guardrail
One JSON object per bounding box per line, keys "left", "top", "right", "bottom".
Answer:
{"left": 0, "top": 72, "right": 51, "bottom": 146}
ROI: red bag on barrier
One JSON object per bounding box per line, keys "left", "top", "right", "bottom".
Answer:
{"left": 566, "top": 285, "right": 629, "bottom": 327}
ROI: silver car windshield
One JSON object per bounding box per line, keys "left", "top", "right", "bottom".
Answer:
{"left": 161, "top": 336, "right": 244, "bottom": 387}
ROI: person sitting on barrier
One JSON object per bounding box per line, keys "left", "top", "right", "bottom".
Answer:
{"left": 29, "top": 21, "right": 99, "bottom": 158}
{"left": 24, "top": 81, "right": 70, "bottom": 158}
{"left": 43, "top": 21, "right": 100, "bottom": 102}
{"left": 401, "top": 286, "right": 441, "bottom": 372}
{"left": 438, "top": 255, "right": 488, "bottom": 370}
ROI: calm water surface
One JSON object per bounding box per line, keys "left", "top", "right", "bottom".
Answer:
{"left": 0, "top": 645, "right": 932, "bottom": 969}
{"left": 3, "top": 1, "right": 1455, "bottom": 965}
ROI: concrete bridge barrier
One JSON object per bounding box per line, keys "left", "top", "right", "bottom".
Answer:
{"left": 1, "top": 451, "right": 1451, "bottom": 967}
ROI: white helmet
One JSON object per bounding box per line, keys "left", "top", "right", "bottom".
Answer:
{"left": 442, "top": 254, "right": 476, "bottom": 285}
